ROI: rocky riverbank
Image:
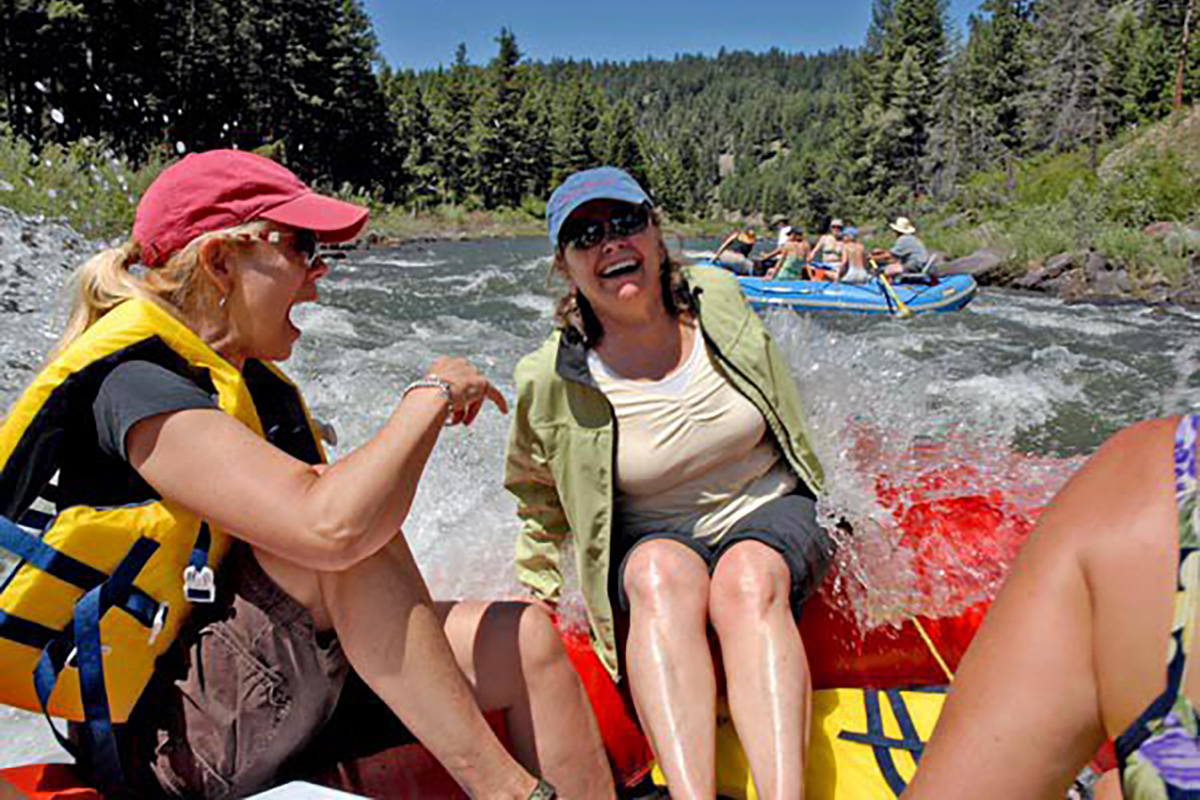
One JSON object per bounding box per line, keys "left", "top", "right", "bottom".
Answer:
{"left": 937, "top": 221, "right": 1200, "bottom": 308}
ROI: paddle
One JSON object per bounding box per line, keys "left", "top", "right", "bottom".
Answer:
{"left": 870, "top": 259, "right": 914, "bottom": 319}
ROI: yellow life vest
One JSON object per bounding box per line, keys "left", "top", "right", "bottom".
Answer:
{"left": 651, "top": 687, "right": 947, "bottom": 799}
{"left": 0, "top": 299, "right": 325, "bottom": 781}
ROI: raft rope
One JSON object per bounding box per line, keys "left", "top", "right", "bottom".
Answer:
{"left": 911, "top": 616, "right": 955, "bottom": 683}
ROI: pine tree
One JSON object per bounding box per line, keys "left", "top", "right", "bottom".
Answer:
{"left": 1024, "top": 0, "right": 1107, "bottom": 155}
{"left": 550, "top": 74, "right": 602, "bottom": 184}
{"left": 427, "top": 44, "right": 476, "bottom": 204}
{"left": 598, "top": 99, "right": 648, "bottom": 185}
{"left": 472, "top": 28, "right": 527, "bottom": 208}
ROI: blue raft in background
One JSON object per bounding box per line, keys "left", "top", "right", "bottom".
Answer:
{"left": 734, "top": 273, "right": 977, "bottom": 316}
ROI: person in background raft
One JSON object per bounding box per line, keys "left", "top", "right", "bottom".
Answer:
{"left": 903, "top": 415, "right": 1200, "bottom": 800}
{"left": 713, "top": 226, "right": 758, "bottom": 275}
{"left": 808, "top": 219, "right": 846, "bottom": 280}
{"left": 838, "top": 227, "right": 870, "bottom": 284}
{"left": 764, "top": 227, "right": 812, "bottom": 281}
{"left": 874, "top": 216, "right": 929, "bottom": 280}
{"left": 505, "top": 167, "right": 834, "bottom": 799}
{"left": 0, "top": 150, "right": 612, "bottom": 800}
{"left": 773, "top": 218, "right": 793, "bottom": 248}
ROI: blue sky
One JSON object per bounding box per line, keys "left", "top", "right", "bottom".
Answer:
{"left": 362, "top": 0, "right": 983, "bottom": 71}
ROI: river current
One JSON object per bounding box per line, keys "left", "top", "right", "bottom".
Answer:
{"left": 2, "top": 234, "right": 1198, "bottom": 767}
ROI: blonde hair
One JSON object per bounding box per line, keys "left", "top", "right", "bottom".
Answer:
{"left": 53, "top": 221, "right": 269, "bottom": 357}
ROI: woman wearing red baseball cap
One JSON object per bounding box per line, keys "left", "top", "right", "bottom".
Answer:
{"left": 0, "top": 151, "right": 610, "bottom": 799}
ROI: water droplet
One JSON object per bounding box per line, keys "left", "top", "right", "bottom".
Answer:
{"left": 105, "top": 93, "right": 113, "bottom": 103}
{"left": 50, "top": 108, "right": 65, "bottom": 124}
{"left": 93, "top": 83, "right": 101, "bottom": 92}
{"left": 34, "top": 80, "right": 48, "bottom": 93}
{"left": 222, "top": 123, "right": 230, "bottom": 131}
{"left": 175, "top": 141, "right": 186, "bottom": 154}
{"left": 43, "top": 159, "right": 52, "bottom": 168}
{"left": 298, "top": 143, "right": 304, "bottom": 152}
{"left": 132, "top": 98, "right": 140, "bottom": 108}
{"left": 22, "top": 105, "right": 32, "bottom": 115}
{"left": 162, "top": 113, "right": 169, "bottom": 124}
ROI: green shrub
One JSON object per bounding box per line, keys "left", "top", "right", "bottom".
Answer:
{"left": 0, "top": 127, "right": 170, "bottom": 238}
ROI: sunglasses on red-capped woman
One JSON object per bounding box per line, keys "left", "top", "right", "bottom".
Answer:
{"left": 236, "top": 229, "right": 323, "bottom": 271}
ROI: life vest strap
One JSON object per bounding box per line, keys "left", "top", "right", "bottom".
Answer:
{"left": 0, "top": 516, "right": 164, "bottom": 631}
{"left": 0, "top": 516, "right": 108, "bottom": 590}
{"left": 29, "top": 537, "right": 161, "bottom": 793}
{"left": 0, "top": 610, "right": 61, "bottom": 650}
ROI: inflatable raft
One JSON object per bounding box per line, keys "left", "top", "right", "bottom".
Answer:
{"left": 0, "top": 444, "right": 1056, "bottom": 799}
{"left": 737, "top": 274, "right": 977, "bottom": 315}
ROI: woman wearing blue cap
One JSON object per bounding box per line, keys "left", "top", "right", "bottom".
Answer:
{"left": 505, "top": 167, "right": 833, "bottom": 798}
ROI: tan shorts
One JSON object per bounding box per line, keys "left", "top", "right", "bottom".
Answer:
{"left": 117, "top": 546, "right": 351, "bottom": 799}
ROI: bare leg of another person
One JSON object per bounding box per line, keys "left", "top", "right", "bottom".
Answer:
{"left": 710, "top": 542, "right": 809, "bottom": 800}
{"left": 438, "top": 600, "right": 615, "bottom": 800}
{"left": 314, "top": 536, "right": 538, "bottom": 800}
{"left": 1094, "top": 770, "right": 1123, "bottom": 800}
{"left": 903, "top": 420, "right": 1179, "bottom": 799}
{"left": 623, "top": 540, "right": 716, "bottom": 800}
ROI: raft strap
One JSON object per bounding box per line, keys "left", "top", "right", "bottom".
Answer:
{"left": 837, "top": 689, "right": 929, "bottom": 797}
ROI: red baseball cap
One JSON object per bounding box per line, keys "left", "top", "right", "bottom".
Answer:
{"left": 133, "top": 149, "right": 369, "bottom": 267}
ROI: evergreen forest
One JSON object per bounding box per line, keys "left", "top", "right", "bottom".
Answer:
{"left": 1, "top": 0, "right": 1197, "bottom": 235}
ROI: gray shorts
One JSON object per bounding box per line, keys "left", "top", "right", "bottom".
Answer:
{"left": 614, "top": 488, "right": 835, "bottom": 619}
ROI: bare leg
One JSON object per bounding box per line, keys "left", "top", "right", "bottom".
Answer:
{"left": 709, "top": 542, "right": 808, "bottom": 800}
{"left": 438, "top": 601, "right": 615, "bottom": 800}
{"left": 623, "top": 540, "right": 715, "bottom": 799}
{"left": 314, "top": 536, "right": 537, "bottom": 800}
{"left": 1094, "top": 770, "right": 1123, "bottom": 800}
{"left": 903, "top": 420, "right": 1180, "bottom": 799}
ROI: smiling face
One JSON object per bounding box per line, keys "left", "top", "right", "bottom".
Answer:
{"left": 204, "top": 223, "right": 329, "bottom": 365}
{"left": 559, "top": 199, "right": 666, "bottom": 329}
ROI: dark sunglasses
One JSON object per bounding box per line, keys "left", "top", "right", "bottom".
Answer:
{"left": 559, "top": 203, "right": 650, "bottom": 252}
{"left": 241, "top": 229, "right": 323, "bottom": 270}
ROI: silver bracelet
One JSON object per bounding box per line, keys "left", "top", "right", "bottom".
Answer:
{"left": 403, "top": 376, "right": 452, "bottom": 402}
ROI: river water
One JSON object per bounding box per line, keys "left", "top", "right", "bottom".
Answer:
{"left": 2, "top": 233, "right": 1199, "bottom": 768}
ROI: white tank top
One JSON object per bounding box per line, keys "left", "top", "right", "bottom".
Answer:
{"left": 589, "top": 328, "right": 797, "bottom": 541}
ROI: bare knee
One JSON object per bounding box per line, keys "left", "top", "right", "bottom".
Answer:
{"left": 517, "top": 603, "right": 568, "bottom": 678}
{"left": 708, "top": 542, "right": 791, "bottom": 632}
{"left": 623, "top": 542, "right": 709, "bottom": 619}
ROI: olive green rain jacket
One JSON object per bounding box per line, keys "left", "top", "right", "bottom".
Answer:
{"left": 504, "top": 265, "right": 825, "bottom": 679}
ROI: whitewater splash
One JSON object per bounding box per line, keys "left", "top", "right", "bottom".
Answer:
{"left": 771, "top": 308, "right": 1082, "bottom": 630}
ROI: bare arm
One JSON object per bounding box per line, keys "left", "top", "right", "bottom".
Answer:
{"left": 904, "top": 418, "right": 1179, "bottom": 799}
{"left": 127, "top": 357, "right": 507, "bottom": 572}
{"left": 714, "top": 232, "right": 738, "bottom": 259}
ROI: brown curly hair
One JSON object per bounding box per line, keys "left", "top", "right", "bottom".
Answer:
{"left": 550, "top": 208, "right": 697, "bottom": 348}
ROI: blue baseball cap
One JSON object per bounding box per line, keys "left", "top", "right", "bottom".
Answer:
{"left": 547, "top": 166, "right": 652, "bottom": 247}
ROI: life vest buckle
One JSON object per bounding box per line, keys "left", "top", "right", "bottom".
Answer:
{"left": 183, "top": 565, "right": 216, "bottom": 603}
{"left": 148, "top": 603, "right": 169, "bottom": 645}
{"left": 65, "top": 644, "right": 111, "bottom": 669}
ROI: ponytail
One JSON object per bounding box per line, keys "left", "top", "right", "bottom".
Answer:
{"left": 53, "top": 241, "right": 155, "bottom": 357}
{"left": 51, "top": 221, "right": 262, "bottom": 359}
